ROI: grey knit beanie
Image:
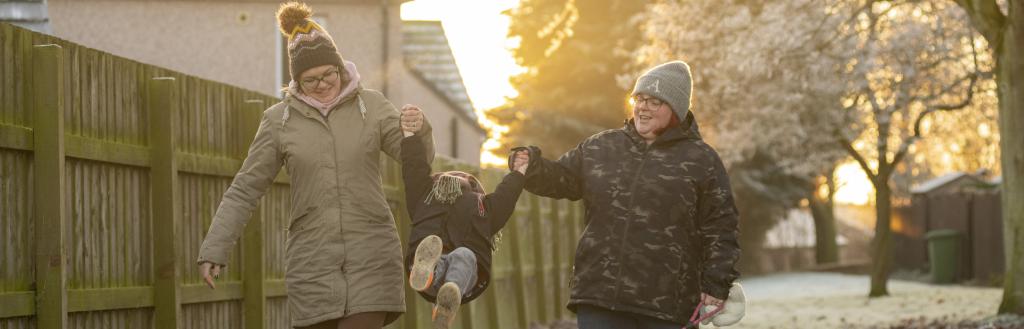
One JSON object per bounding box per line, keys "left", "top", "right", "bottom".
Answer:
{"left": 631, "top": 61, "right": 693, "bottom": 119}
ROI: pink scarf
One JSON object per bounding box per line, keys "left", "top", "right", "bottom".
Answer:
{"left": 289, "top": 61, "right": 362, "bottom": 116}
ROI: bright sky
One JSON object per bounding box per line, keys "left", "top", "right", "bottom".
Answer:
{"left": 401, "top": 0, "right": 877, "bottom": 205}
{"left": 401, "top": 0, "right": 522, "bottom": 109}
{"left": 401, "top": 0, "right": 523, "bottom": 166}
{"left": 834, "top": 161, "right": 874, "bottom": 206}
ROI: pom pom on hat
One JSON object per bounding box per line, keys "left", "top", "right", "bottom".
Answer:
{"left": 274, "top": 2, "right": 344, "bottom": 83}
{"left": 277, "top": 2, "right": 313, "bottom": 37}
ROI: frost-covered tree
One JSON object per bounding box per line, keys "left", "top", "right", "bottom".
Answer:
{"left": 634, "top": 0, "right": 853, "bottom": 266}
{"left": 836, "top": 0, "right": 982, "bottom": 296}
{"left": 638, "top": 0, "right": 985, "bottom": 297}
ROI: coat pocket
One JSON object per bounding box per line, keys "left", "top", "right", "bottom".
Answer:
{"left": 284, "top": 205, "right": 341, "bottom": 320}
{"left": 287, "top": 205, "right": 319, "bottom": 234}
{"left": 356, "top": 198, "right": 395, "bottom": 226}
{"left": 286, "top": 206, "right": 322, "bottom": 261}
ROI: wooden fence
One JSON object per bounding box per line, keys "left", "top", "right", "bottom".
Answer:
{"left": 0, "top": 22, "right": 581, "bottom": 329}
{"left": 893, "top": 191, "right": 1004, "bottom": 284}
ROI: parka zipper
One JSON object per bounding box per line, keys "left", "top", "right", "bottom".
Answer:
{"left": 321, "top": 104, "right": 348, "bottom": 275}
{"left": 610, "top": 143, "right": 650, "bottom": 304}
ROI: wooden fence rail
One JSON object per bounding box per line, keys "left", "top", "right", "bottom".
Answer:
{"left": 0, "top": 22, "right": 581, "bottom": 329}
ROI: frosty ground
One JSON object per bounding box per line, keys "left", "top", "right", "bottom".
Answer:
{"left": 532, "top": 272, "right": 1022, "bottom": 329}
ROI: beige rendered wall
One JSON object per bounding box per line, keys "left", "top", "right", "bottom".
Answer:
{"left": 396, "top": 68, "right": 483, "bottom": 165}
{"left": 455, "top": 112, "right": 484, "bottom": 166}
{"left": 47, "top": 0, "right": 388, "bottom": 96}
{"left": 45, "top": 0, "right": 483, "bottom": 163}
{"left": 365, "top": 1, "right": 485, "bottom": 164}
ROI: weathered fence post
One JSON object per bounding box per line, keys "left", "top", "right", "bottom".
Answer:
{"left": 148, "top": 76, "right": 180, "bottom": 329}
{"left": 33, "top": 43, "right": 67, "bottom": 329}
{"left": 240, "top": 99, "right": 267, "bottom": 329}
{"left": 530, "top": 196, "right": 549, "bottom": 324}
{"left": 481, "top": 173, "right": 502, "bottom": 329}
{"left": 550, "top": 201, "right": 563, "bottom": 321}
{"left": 508, "top": 197, "right": 529, "bottom": 328}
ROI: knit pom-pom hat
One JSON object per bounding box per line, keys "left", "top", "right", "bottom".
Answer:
{"left": 277, "top": 2, "right": 344, "bottom": 83}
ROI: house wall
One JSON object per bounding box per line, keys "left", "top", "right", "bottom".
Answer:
{"left": 47, "top": 0, "right": 388, "bottom": 95}
{"left": 396, "top": 68, "right": 483, "bottom": 165}
{"left": 45, "top": 0, "right": 484, "bottom": 163}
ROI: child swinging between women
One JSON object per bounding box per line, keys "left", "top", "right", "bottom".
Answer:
{"left": 399, "top": 110, "right": 530, "bottom": 329}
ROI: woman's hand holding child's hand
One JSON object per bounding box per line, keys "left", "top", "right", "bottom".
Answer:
{"left": 512, "top": 151, "right": 529, "bottom": 174}
{"left": 401, "top": 105, "right": 424, "bottom": 137}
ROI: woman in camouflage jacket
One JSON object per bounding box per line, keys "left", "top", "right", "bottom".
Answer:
{"left": 514, "top": 61, "right": 740, "bottom": 329}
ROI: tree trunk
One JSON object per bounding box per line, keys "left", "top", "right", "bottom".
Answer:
{"left": 997, "top": 3, "right": 1024, "bottom": 315}
{"left": 810, "top": 173, "right": 839, "bottom": 265}
{"left": 869, "top": 179, "right": 893, "bottom": 297}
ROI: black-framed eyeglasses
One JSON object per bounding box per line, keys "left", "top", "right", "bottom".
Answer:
{"left": 632, "top": 94, "right": 665, "bottom": 109}
{"left": 300, "top": 68, "right": 340, "bottom": 90}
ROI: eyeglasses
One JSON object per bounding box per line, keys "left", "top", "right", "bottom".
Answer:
{"left": 300, "top": 68, "right": 340, "bottom": 90}
{"left": 632, "top": 94, "right": 665, "bottom": 109}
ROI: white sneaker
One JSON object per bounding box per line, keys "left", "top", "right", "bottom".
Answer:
{"left": 432, "top": 282, "right": 461, "bottom": 329}
{"left": 409, "top": 235, "right": 443, "bottom": 292}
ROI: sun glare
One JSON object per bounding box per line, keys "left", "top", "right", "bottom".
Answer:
{"left": 401, "top": 0, "right": 524, "bottom": 167}
{"left": 834, "top": 161, "right": 874, "bottom": 206}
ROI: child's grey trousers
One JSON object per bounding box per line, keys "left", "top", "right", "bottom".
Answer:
{"left": 426, "top": 247, "right": 478, "bottom": 298}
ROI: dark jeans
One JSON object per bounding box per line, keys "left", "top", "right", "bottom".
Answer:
{"left": 576, "top": 305, "right": 686, "bottom": 329}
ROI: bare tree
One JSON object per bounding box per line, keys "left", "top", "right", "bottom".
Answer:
{"left": 836, "top": 0, "right": 982, "bottom": 296}
{"left": 635, "top": 0, "right": 854, "bottom": 266}
{"left": 952, "top": 0, "right": 1024, "bottom": 314}
{"left": 639, "top": 1, "right": 989, "bottom": 297}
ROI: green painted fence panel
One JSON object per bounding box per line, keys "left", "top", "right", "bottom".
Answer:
{"left": 0, "top": 22, "right": 582, "bottom": 329}
{"left": 0, "top": 150, "right": 34, "bottom": 293}
{"left": 65, "top": 159, "right": 152, "bottom": 290}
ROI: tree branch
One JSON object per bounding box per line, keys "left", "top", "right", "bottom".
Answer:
{"left": 835, "top": 130, "right": 879, "bottom": 184}
{"left": 894, "top": 37, "right": 982, "bottom": 169}
{"left": 953, "top": 0, "right": 1006, "bottom": 48}
{"left": 809, "top": 0, "right": 877, "bottom": 52}
{"left": 860, "top": 14, "right": 888, "bottom": 116}
{"left": 912, "top": 40, "right": 982, "bottom": 138}
{"left": 783, "top": 0, "right": 903, "bottom": 62}
{"left": 915, "top": 69, "right": 981, "bottom": 106}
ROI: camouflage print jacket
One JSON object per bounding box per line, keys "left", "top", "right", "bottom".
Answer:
{"left": 520, "top": 113, "right": 740, "bottom": 324}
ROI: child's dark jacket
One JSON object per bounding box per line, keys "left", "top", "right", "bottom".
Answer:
{"left": 401, "top": 135, "right": 525, "bottom": 303}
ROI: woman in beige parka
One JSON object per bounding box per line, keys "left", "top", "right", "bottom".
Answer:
{"left": 196, "top": 2, "right": 434, "bottom": 328}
